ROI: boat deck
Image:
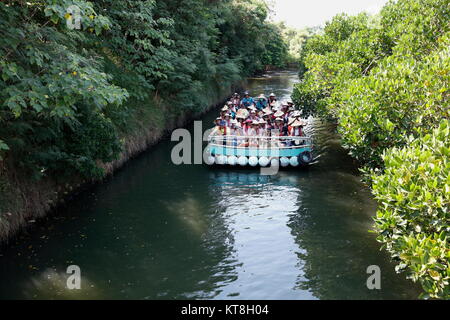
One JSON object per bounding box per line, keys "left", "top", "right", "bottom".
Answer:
{"left": 206, "top": 135, "right": 313, "bottom": 167}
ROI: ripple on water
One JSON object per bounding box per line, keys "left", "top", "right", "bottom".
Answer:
{"left": 0, "top": 70, "right": 421, "bottom": 300}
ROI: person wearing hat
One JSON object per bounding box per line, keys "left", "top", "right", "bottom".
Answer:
{"left": 231, "top": 93, "right": 241, "bottom": 110}
{"left": 257, "top": 118, "right": 267, "bottom": 129}
{"left": 220, "top": 105, "right": 229, "bottom": 119}
{"left": 236, "top": 113, "right": 246, "bottom": 126}
{"left": 273, "top": 117, "right": 284, "bottom": 131}
{"left": 242, "top": 119, "right": 253, "bottom": 135}
{"left": 228, "top": 119, "right": 242, "bottom": 146}
{"left": 236, "top": 108, "right": 249, "bottom": 120}
{"left": 268, "top": 116, "right": 281, "bottom": 147}
{"left": 233, "top": 119, "right": 247, "bottom": 147}
{"left": 258, "top": 118, "right": 270, "bottom": 147}
{"left": 239, "top": 119, "right": 256, "bottom": 147}
{"left": 282, "top": 106, "right": 290, "bottom": 124}
{"left": 278, "top": 116, "right": 289, "bottom": 137}
{"left": 255, "top": 94, "right": 268, "bottom": 111}
{"left": 248, "top": 107, "right": 258, "bottom": 121}
{"left": 288, "top": 119, "right": 305, "bottom": 137}
{"left": 274, "top": 110, "right": 284, "bottom": 118}
{"left": 213, "top": 117, "right": 221, "bottom": 127}
{"left": 228, "top": 101, "right": 237, "bottom": 119}
{"left": 288, "top": 118, "right": 307, "bottom": 146}
{"left": 287, "top": 100, "right": 295, "bottom": 109}
{"left": 262, "top": 111, "right": 273, "bottom": 126}
{"left": 274, "top": 116, "right": 288, "bottom": 136}
{"left": 268, "top": 93, "right": 277, "bottom": 107}
{"left": 288, "top": 111, "right": 303, "bottom": 126}
{"left": 287, "top": 105, "right": 295, "bottom": 117}
{"left": 248, "top": 120, "right": 261, "bottom": 147}
{"left": 237, "top": 119, "right": 252, "bottom": 147}
{"left": 262, "top": 105, "right": 272, "bottom": 114}
{"left": 211, "top": 117, "right": 229, "bottom": 138}
{"left": 223, "top": 112, "right": 232, "bottom": 127}
{"left": 241, "top": 91, "right": 255, "bottom": 108}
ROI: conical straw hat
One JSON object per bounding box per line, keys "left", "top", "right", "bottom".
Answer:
{"left": 274, "top": 110, "right": 284, "bottom": 117}
{"left": 291, "top": 119, "right": 305, "bottom": 127}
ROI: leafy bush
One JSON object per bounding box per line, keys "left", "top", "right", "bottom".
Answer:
{"left": 338, "top": 40, "right": 450, "bottom": 166}
{"left": 0, "top": 0, "right": 288, "bottom": 180}
{"left": 292, "top": 13, "right": 387, "bottom": 118}
{"left": 371, "top": 120, "right": 450, "bottom": 299}
{"left": 292, "top": 0, "right": 450, "bottom": 297}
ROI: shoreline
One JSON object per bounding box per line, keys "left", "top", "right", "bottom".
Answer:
{"left": 0, "top": 80, "right": 246, "bottom": 245}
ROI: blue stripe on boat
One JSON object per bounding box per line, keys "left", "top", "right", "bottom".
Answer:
{"left": 208, "top": 146, "right": 312, "bottom": 157}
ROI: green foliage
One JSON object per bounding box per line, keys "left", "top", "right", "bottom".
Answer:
{"left": 0, "top": 0, "right": 128, "bottom": 179}
{"left": 277, "top": 23, "right": 316, "bottom": 63}
{"left": 292, "top": 0, "right": 450, "bottom": 298}
{"left": 338, "top": 41, "right": 450, "bottom": 166}
{"left": 94, "top": 0, "right": 174, "bottom": 87}
{"left": 371, "top": 121, "right": 450, "bottom": 299}
{"left": 293, "top": 13, "right": 388, "bottom": 118}
{"left": 261, "top": 23, "right": 289, "bottom": 68}
{"left": 0, "top": 0, "right": 287, "bottom": 180}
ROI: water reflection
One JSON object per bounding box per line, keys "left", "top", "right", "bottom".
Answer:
{"left": 0, "top": 70, "right": 420, "bottom": 300}
{"left": 0, "top": 141, "right": 238, "bottom": 299}
{"left": 206, "top": 171, "right": 315, "bottom": 299}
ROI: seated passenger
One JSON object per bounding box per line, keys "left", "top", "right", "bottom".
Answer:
{"left": 273, "top": 110, "right": 284, "bottom": 121}
{"left": 257, "top": 119, "right": 269, "bottom": 147}
{"left": 287, "top": 105, "right": 295, "bottom": 118}
{"left": 241, "top": 91, "right": 255, "bottom": 108}
{"left": 210, "top": 118, "right": 229, "bottom": 146}
{"left": 231, "top": 93, "right": 240, "bottom": 109}
{"left": 238, "top": 119, "right": 253, "bottom": 147}
{"left": 228, "top": 119, "right": 241, "bottom": 146}
{"left": 223, "top": 113, "right": 232, "bottom": 127}
{"left": 226, "top": 101, "right": 236, "bottom": 119}
{"left": 243, "top": 119, "right": 253, "bottom": 134}
{"left": 286, "top": 100, "right": 295, "bottom": 110}
{"left": 236, "top": 114, "right": 246, "bottom": 129}
{"left": 262, "top": 113, "right": 273, "bottom": 131}
{"left": 220, "top": 105, "right": 229, "bottom": 118}
{"left": 268, "top": 93, "right": 277, "bottom": 108}
{"left": 288, "top": 119, "right": 306, "bottom": 146}
{"left": 255, "top": 94, "right": 268, "bottom": 111}
{"left": 248, "top": 108, "right": 258, "bottom": 121}
{"left": 211, "top": 117, "right": 222, "bottom": 135}
{"left": 247, "top": 120, "right": 260, "bottom": 147}
{"left": 271, "top": 117, "right": 286, "bottom": 147}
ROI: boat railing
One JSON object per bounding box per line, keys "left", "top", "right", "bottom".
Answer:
{"left": 208, "top": 135, "right": 313, "bottom": 149}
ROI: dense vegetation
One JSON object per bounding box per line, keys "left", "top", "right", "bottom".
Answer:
{"left": 0, "top": 0, "right": 288, "bottom": 181}
{"left": 292, "top": 0, "right": 449, "bottom": 298}
{"left": 277, "top": 23, "right": 319, "bottom": 64}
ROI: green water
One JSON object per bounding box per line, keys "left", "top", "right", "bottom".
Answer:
{"left": 0, "top": 70, "right": 420, "bottom": 299}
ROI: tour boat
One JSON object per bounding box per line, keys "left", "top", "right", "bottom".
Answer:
{"left": 205, "top": 135, "right": 314, "bottom": 168}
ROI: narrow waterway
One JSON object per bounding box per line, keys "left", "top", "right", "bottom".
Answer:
{"left": 0, "top": 70, "right": 420, "bottom": 299}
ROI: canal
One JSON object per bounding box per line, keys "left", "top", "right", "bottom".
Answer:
{"left": 0, "top": 70, "right": 420, "bottom": 299}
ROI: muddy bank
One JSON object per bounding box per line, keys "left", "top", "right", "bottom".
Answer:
{"left": 0, "top": 81, "right": 245, "bottom": 243}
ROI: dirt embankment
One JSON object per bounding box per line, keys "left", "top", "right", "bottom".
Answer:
{"left": 0, "top": 81, "right": 244, "bottom": 243}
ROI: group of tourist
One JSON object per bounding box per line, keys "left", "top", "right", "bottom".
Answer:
{"left": 210, "top": 91, "right": 307, "bottom": 147}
